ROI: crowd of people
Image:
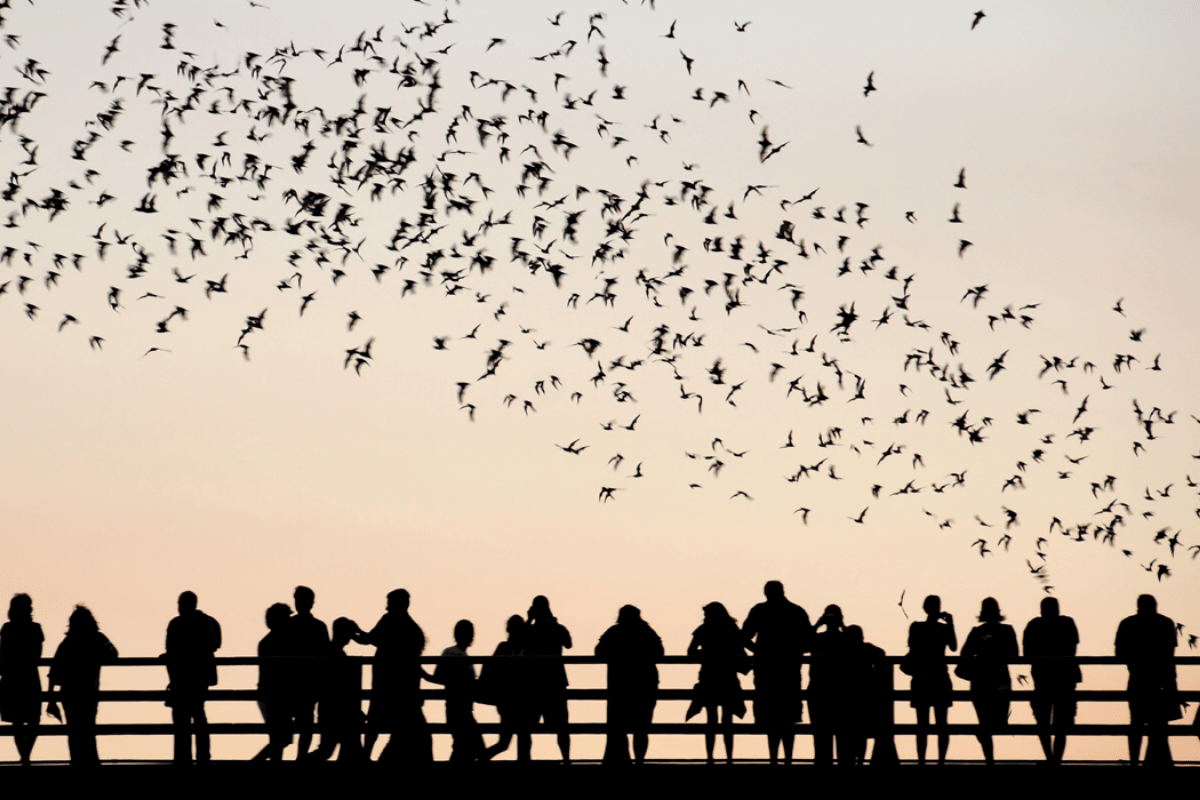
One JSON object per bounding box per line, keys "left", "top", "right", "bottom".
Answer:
{"left": 0, "top": 584, "right": 1191, "bottom": 766}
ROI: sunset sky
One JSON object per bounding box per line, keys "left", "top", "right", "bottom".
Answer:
{"left": 1, "top": 0, "right": 1197, "bottom": 762}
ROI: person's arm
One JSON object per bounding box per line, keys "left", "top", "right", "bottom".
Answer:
{"left": 944, "top": 615, "right": 958, "bottom": 652}
{"left": 742, "top": 609, "right": 759, "bottom": 653}
{"left": 558, "top": 621, "right": 572, "bottom": 651}
{"left": 1005, "top": 625, "right": 1019, "bottom": 656}
{"left": 45, "top": 642, "right": 64, "bottom": 721}
{"left": 211, "top": 616, "right": 222, "bottom": 652}
{"left": 959, "top": 627, "right": 976, "bottom": 658}
{"left": 799, "top": 609, "right": 814, "bottom": 653}
{"left": 687, "top": 631, "right": 702, "bottom": 658}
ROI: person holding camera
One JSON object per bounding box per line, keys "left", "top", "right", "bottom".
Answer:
{"left": 904, "top": 595, "right": 956, "bottom": 765}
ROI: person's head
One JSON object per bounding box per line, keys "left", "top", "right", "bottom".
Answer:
{"left": 822, "top": 604, "right": 843, "bottom": 627}
{"left": 617, "top": 604, "right": 641, "bottom": 625}
{"left": 978, "top": 597, "right": 1004, "bottom": 623}
{"left": 294, "top": 586, "right": 315, "bottom": 614}
{"left": 386, "top": 589, "right": 410, "bottom": 613}
{"left": 529, "top": 595, "right": 551, "bottom": 621}
{"left": 703, "top": 601, "right": 734, "bottom": 625}
{"left": 8, "top": 594, "right": 32, "bottom": 622}
{"left": 265, "top": 602, "right": 292, "bottom": 631}
{"left": 1040, "top": 597, "right": 1060, "bottom": 618}
{"left": 68, "top": 605, "right": 98, "bottom": 635}
{"left": 923, "top": 595, "right": 942, "bottom": 618}
{"left": 506, "top": 614, "right": 525, "bottom": 640}
{"left": 845, "top": 624, "right": 864, "bottom": 645}
{"left": 178, "top": 591, "right": 197, "bottom": 614}
{"left": 1137, "top": 594, "right": 1157, "bottom": 615}
{"left": 454, "top": 619, "right": 474, "bottom": 648}
{"left": 331, "top": 617, "right": 357, "bottom": 647}
{"left": 764, "top": 581, "right": 785, "bottom": 601}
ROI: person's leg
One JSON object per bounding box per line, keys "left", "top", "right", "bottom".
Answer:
{"left": 65, "top": 699, "right": 100, "bottom": 766}
{"left": 914, "top": 705, "right": 930, "bottom": 765}
{"left": 484, "top": 706, "right": 515, "bottom": 760}
{"left": 704, "top": 704, "right": 717, "bottom": 763}
{"left": 172, "top": 701, "right": 192, "bottom": 764}
{"left": 295, "top": 698, "right": 317, "bottom": 759}
{"left": 1128, "top": 703, "right": 1143, "bottom": 766}
{"left": 766, "top": 733, "right": 780, "bottom": 764}
{"left": 15, "top": 722, "right": 35, "bottom": 765}
{"left": 553, "top": 695, "right": 571, "bottom": 763}
{"left": 195, "top": 700, "right": 211, "bottom": 763}
{"left": 781, "top": 729, "right": 795, "bottom": 765}
{"left": 934, "top": 706, "right": 950, "bottom": 765}
{"left": 1031, "top": 696, "right": 1052, "bottom": 761}
{"left": 721, "top": 707, "right": 735, "bottom": 764}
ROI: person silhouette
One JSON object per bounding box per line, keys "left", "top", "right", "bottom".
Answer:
{"left": 523, "top": 595, "right": 573, "bottom": 763}
{"left": 252, "top": 602, "right": 295, "bottom": 761}
{"left": 45, "top": 606, "right": 118, "bottom": 766}
{"left": 1115, "top": 594, "right": 1179, "bottom": 766}
{"left": 429, "top": 619, "right": 484, "bottom": 762}
{"left": 841, "top": 624, "right": 890, "bottom": 765}
{"left": 356, "top": 589, "right": 431, "bottom": 763}
{"left": 0, "top": 594, "right": 44, "bottom": 765}
{"left": 164, "top": 591, "right": 221, "bottom": 765}
{"left": 1022, "top": 597, "right": 1080, "bottom": 764}
{"left": 959, "top": 597, "right": 1017, "bottom": 765}
{"left": 741, "top": 581, "right": 811, "bottom": 765}
{"left": 480, "top": 614, "right": 531, "bottom": 761}
{"left": 905, "top": 595, "right": 956, "bottom": 765}
{"left": 808, "top": 604, "right": 849, "bottom": 765}
{"left": 287, "top": 585, "right": 330, "bottom": 760}
{"left": 686, "top": 602, "right": 747, "bottom": 765}
{"left": 595, "top": 605, "right": 664, "bottom": 764}
{"left": 309, "top": 617, "right": 366, "bottom": 762}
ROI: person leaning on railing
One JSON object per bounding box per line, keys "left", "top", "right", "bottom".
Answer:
{"left": 1022, "top": 597, "right": 1080, "bottom": 765}
{"left": 1115, "top": 594, "right": 1180, "bottom": 766}
{"left": 45, "top": 606, "right": 119, "bottom": 766}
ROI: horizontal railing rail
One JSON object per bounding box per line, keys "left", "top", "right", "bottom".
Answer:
{"left": 2, "top": 655, "right": 1194, "bottom": 758}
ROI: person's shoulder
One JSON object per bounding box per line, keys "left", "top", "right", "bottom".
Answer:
{"left": 441, "top": 645, "right": 463, "bottom": 657}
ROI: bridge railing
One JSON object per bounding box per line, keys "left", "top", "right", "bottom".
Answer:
{"left": 1, "top": 655, "right": 1196, "bottom": 761}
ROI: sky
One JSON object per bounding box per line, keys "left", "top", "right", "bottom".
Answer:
{"left": 1, "top": 0, "right": 1197, "bottom": 762}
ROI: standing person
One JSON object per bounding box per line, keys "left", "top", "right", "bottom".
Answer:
{"left": 309, "top": 617, "right": 366, "bottom": 762}
{"left": 1115, "top": 594, "right": 1179, "bottom": 766}
{"left": 808, "top": 604, "right": 848, "bottom": 765}
{"left": 480, "top": 615, "right": 530, "bottom": 761}
{"left": 1022, "top": 597, "right": 1081, "bottom": 764}
{"left": 356, "top": 589, "right": 431, "bottom": 763}
{"left": 686, "top": 602, "right": 747, "bottom": 765}
{"left": 841, "top": 624, "right": 890, "bottom": 765}
{"left": 0, "top": 594, "right": 44, "bottom": 765}
{"left": 429, "top": 620, "right": 484, "bottom": 762}
{"left": 741, "top": 581, "right": 811, "bottom": 765}
{"left": 904, "top": 595, "right": 957, "bottom": 765}
{"left": 45, "top": 606, "right": 119, "bottom": 766}
{"left": 287, "top": 585, "right": 330, "bottom": 760}
{"left": 959, "top": 597, "right": 1018, "bottom": 765}
{"left": 252, "top": 603, "right": 294, "bottom": 761}
{"left": 523, "top": 595, "right": 573, "bottom": 763}
{"left": 164, "top": 591, "right": 222, "bottom": 765}
{"left": 595, "top": 605, "right": 664, "bottom": 764}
